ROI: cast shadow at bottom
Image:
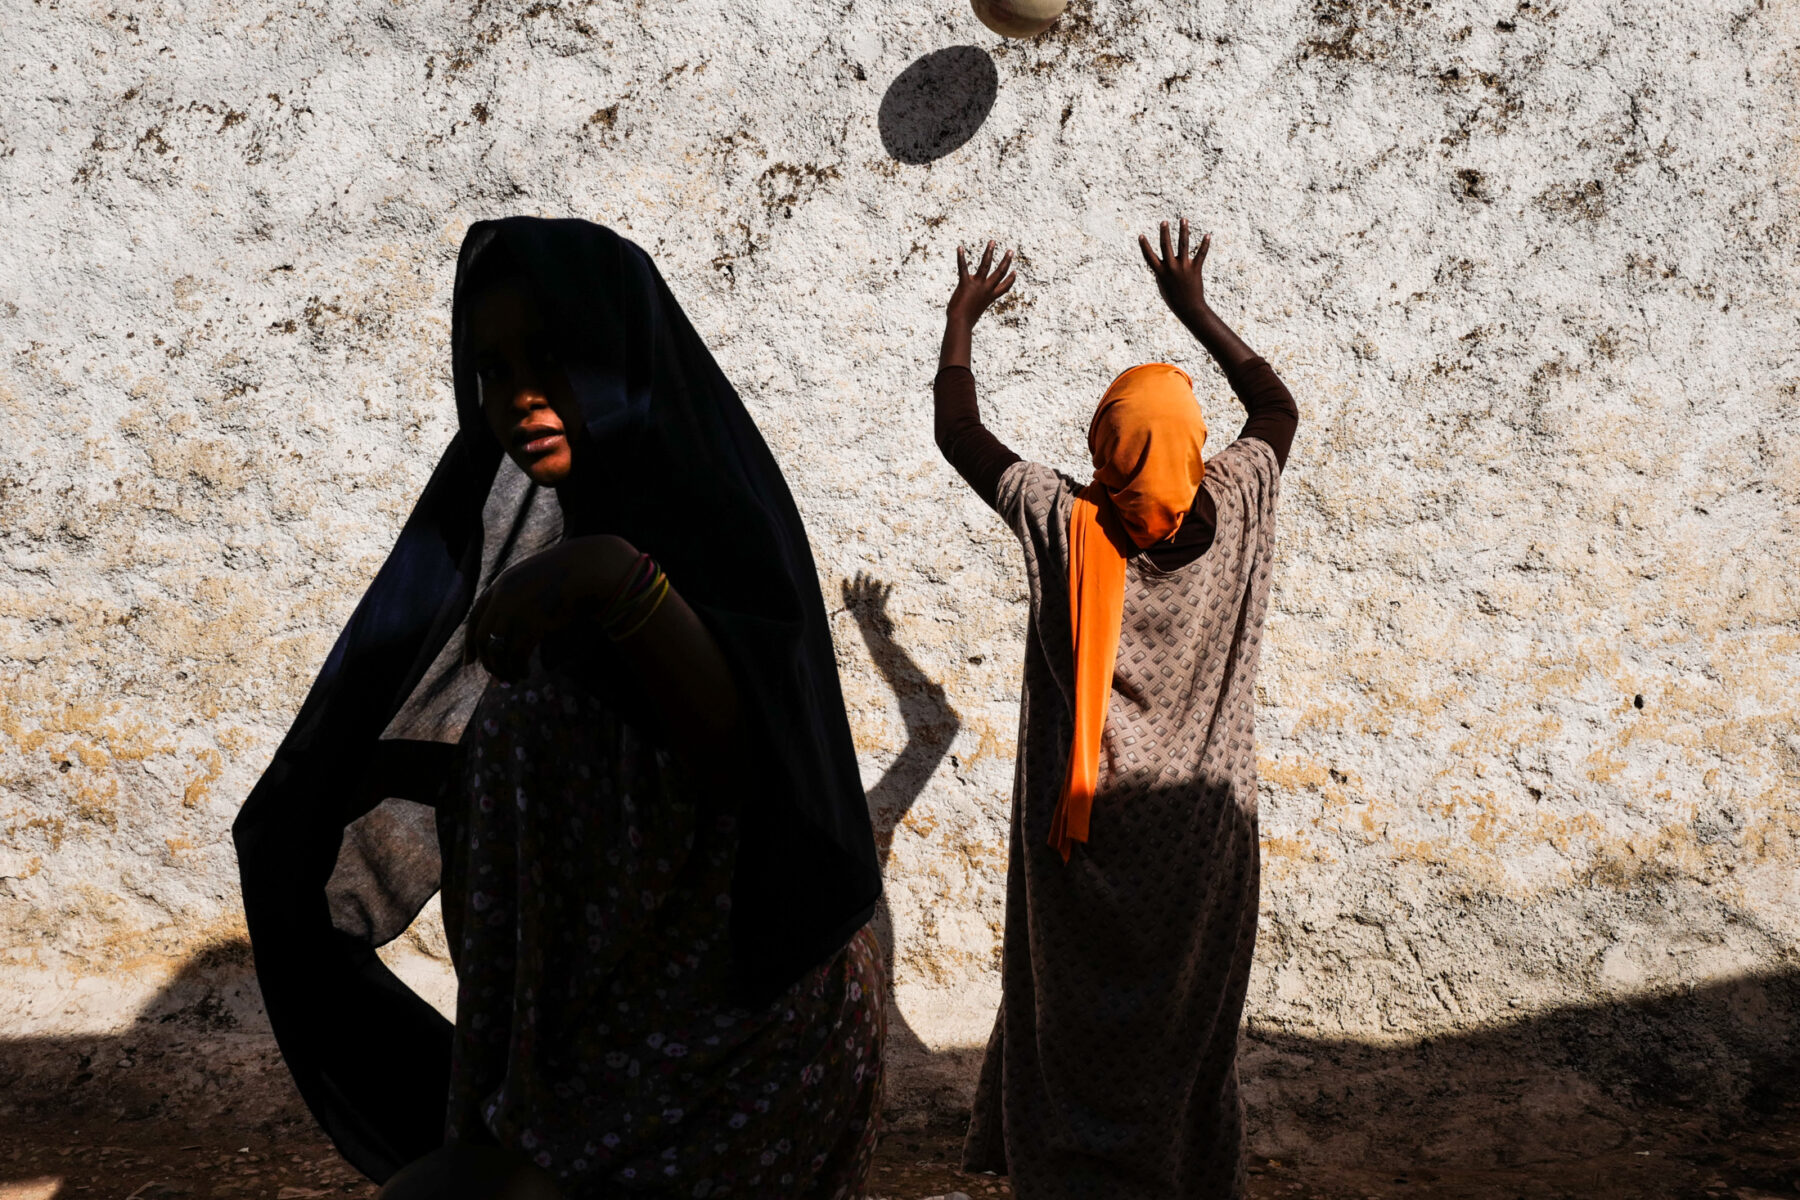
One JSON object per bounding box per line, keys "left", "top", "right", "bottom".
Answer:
{"left": 1240, "top": 967, "right": 1800, "bottom": 1194}
{"left": 5, "top": 951, "right": 1798, "bottom": 1192}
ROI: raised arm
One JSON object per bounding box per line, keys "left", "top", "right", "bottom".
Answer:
{"left": 1139, "top": 219, "right": 1298, "bottom": 470}
{"left": 935, "top": 241, "right": 1023, "bottom": 508}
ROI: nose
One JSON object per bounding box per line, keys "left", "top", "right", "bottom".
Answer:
{"left": 501, "top": 372, "right": 550, "bottom": 414}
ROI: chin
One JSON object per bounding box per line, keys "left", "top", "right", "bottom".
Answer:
{"left": 518, "top": 453, "right": 575, "bottom": 487}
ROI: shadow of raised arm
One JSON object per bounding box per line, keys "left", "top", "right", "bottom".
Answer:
{"left": 840, "top": 572, "right": 962, "bottom": 857}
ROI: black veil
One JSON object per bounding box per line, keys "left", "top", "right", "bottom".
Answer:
{"left": 233, "top": 218, "right": 880, "bottom": 1182}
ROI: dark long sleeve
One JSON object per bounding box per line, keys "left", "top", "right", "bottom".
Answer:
{"left": 1226, "top": 356, "right": 1298, "bottom": 471}
{"left": 934, "top": 365, "right": 1021, "bottom": 510}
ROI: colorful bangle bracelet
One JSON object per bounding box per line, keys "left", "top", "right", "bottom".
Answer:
{"left": 597, "top": 553, "right": 654, "bottom": 626}
{"left": 608, "top": 572, "right": 672, "bottom": 642}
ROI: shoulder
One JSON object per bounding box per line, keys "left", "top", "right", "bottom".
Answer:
{"left": 995, "top": 461, "right": 1083, "bottom": 555}
{"left": 1210, "top": 435, "right": 1277, "bottom": 475}
{"left": 1203, "top": 438, "right": 1281, "bottom": 520}
{"left": 1206, "top": 437, "right": 1279, "bottom": 487}
{"left": 995, "top": 460, "right": 1078, "bottom": 519}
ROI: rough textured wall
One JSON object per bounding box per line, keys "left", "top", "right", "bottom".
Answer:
{"left": 3, "top": 0, "right": 1798, "bottom": 1158}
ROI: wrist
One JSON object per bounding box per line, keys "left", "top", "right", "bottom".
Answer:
{"left": 1173, "top": 298, "right": 1212, "bottom": 328}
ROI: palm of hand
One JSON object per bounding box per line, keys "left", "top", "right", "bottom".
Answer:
{"left": 842, "top": 571, "right": 896, "bottom": 638}
{"left": 1139, "top": 218, "right": 1210, "bottom": 322}
{"left": 948, "top": 241, "right": 1017, "bottom": 326}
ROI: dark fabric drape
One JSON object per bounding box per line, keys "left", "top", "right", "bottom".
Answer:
{"left": 233, "top": 217, "right": 879, "bottom": 1183}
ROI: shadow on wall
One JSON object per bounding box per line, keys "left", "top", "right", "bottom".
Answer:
{"left": 3, "top": 943, "right": 1799, "bottom": 1179}
{"left": 839, "top": 572, "right": 979, "bottom": 1116}
{"left": 878, "top": 47, "right": 1000, "bottom": 165}
{"left": 0, "top": 572, "right": 977, "bottom": 1151}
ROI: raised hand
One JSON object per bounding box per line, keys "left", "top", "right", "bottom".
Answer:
{"left": 842, "top": 570, "right": 897, "bottom": 639}
{"left": 1138, "top": 218, "right": 1259, "bottom": 371}
{"left": 1138, "top": 217, "right": 1210, "bottom": 327}
{"left": 940, "top": 240, "right": 1018, "bottom": 373}
{"left": 947, "top": 240, "right": 1018, "bottom": 329}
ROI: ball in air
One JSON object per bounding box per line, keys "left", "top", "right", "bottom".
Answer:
{"left": 971, "top": 0, "right": 1068, "bottom": 38}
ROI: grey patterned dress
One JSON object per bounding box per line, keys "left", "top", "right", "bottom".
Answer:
{"left": 963, "top": 437, "right": 1282, "bottom": 1200}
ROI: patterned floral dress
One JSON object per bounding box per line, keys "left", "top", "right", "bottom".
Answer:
{"left": 437, "top": 657, "right": 884, "bottom": 1199}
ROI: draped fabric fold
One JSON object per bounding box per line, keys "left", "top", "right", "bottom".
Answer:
{"left": 234, "top": 218, "right": 879, "bottom": 1182}
{"left": 1052, "top": 363, "right": 1207, "bottom": 860}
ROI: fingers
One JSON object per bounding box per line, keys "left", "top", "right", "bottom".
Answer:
{"left": 994, "top": 270, "right": 1017, "bottom": 297}
{"left": 1141, "top": 219, "right": 1210, "bottom": 266}
{"left": 954, "top": 240, "right": 1017, "bottom": 282}
{"left": 1138, "top": 234, "right": 1161, "bottom": 272}
{"left": 469, "top": 600, "right": 503, "bottom": 675}
{"left": 844, "top": 571, "right": 891, "bottom": 613}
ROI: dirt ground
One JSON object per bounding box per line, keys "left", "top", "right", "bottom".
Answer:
{"left": 3, "top": 1101, "right": 1799, "bottom": 1200}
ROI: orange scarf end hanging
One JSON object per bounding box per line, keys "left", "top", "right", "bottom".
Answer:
{"left": 1049, "top": 364, "right": 1207, "bottom": 862}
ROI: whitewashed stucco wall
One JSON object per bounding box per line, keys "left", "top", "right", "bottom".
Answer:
{"left": 2, "top": 0, "right": 1798, "bottom": 1152}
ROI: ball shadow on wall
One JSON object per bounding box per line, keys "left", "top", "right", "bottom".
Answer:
{"left": 878, "top": 46, "right": 1000, "bottom": 165}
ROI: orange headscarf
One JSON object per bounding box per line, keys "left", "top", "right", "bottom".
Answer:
{"left": 1051, "top": 363, "right": 1207, "bottom": 861}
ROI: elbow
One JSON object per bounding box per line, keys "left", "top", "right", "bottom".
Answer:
{"left": 934, "top": 410, "right": 968, "bottom": 463}
{"left": 1263, "top": 379, "right": 1299, "bottom": 425}
{"left": 934, "top": 425, "right": 957, "bottom": 462}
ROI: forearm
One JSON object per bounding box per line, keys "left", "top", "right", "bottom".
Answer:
{"left": 935, "top": 243, "right": 1020, "bottom": 500}
{"left": 612, "top": 589, "right": 741, "bottom": 749}
{"left": 1178, "top": 301, "right": 1259, "bottom": 374}
{"left": 1173, "top": 301, "right": 1298, "bottom": 469}
{"left": 939, "top": 315, "right": 974, "bottom": 372}
{"left": 934, "top": 363, "right": 1019, "bottom": 508}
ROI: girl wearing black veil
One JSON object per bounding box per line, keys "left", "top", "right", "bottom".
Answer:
{"left": 233, "top": 218, "right": 886, "bottom": 1199}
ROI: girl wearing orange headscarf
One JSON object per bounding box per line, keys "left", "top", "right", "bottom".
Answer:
{"left": 934, "top": 221, "right": 1298, "bottom": 1200}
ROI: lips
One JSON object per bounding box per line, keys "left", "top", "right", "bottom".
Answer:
{"left": 511, "top": 425, "right": 565, "bottom": 455}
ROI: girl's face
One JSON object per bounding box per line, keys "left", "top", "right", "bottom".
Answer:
{"left": 468, "top": 281, "right": 587, "bottom": 487}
